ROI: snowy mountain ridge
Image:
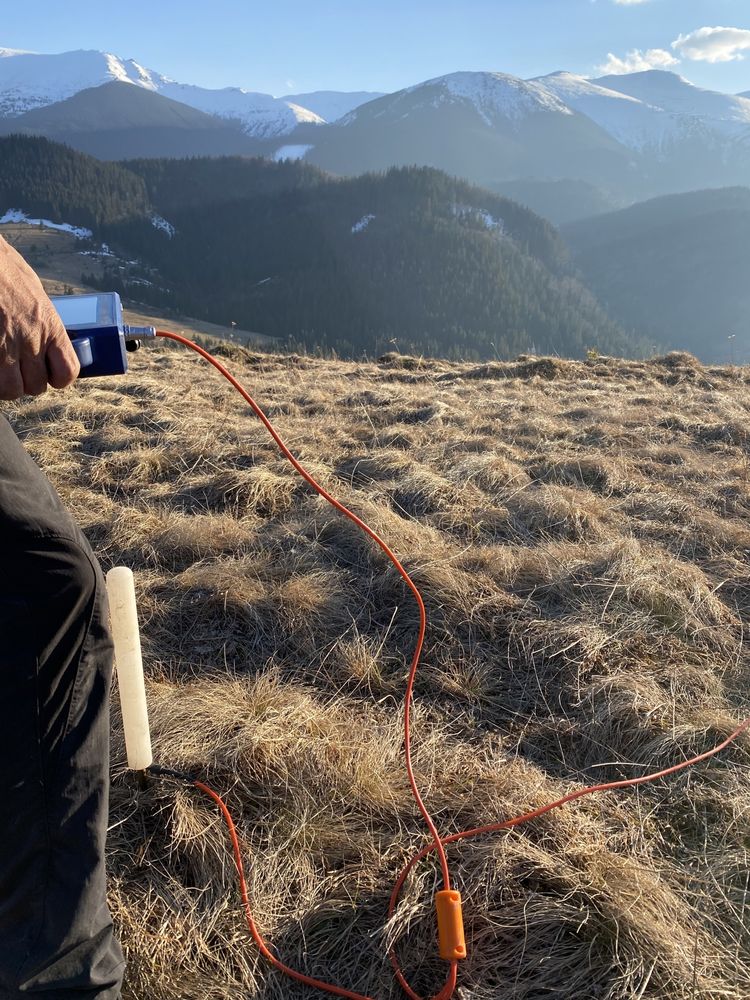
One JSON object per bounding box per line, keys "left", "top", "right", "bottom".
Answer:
{"left": 418, "top": 72, "right": 573, "bottom": 123}
{"left": 1, "top": 46, "right": 749, "bottom": 180}
{"left": 533, "top": 71, "right": 679, "bottom": 150}
{"left": 338, "top": 68, "right": 750, "bottom": 153}
{"left": 0, "top": 47, "right": 365, "bottom": 136}
{"left": 593, "top": 70, "right": 750, "bottom": 135}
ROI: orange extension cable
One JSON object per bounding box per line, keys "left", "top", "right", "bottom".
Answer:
{"left": 154, "top": 330, "right": 750, "bottom": 1000}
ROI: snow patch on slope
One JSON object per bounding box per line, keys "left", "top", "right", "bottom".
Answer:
{"left": 455, "top": 204, "right": 504, "bottom": 231}
{"left": 476, "top": 209, "right": 502, "bottom": 230}
{"left": 352, "top": 214, "right": 375, "bottom": 233}
{"left": 150, "top": 213, "right": 175, "bottom": 237}
{"left": 0, "top": 208, "right": 92, "bottom": 239}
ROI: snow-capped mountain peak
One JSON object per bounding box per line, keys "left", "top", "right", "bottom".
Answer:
{"left": 341, "top": 70, "right": 573, "bottom": 130}
{"left": 438, "top": 71, "right": 572, "bottom": 121}
{"left": 0, "top": 46, "right": 351, "bottom": 137}
{"left": 414, "top": 71, "right": 572, "bottom": 123}
{"left": 0, "top": 48, "right": 166, "bottom": 117}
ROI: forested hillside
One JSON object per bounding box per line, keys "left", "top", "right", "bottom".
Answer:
{"left": 0, "top": 134, "right": 149, "bottom": 227}
{"left": 100, "top": 163, "right": 636, "bottom": 359}
{"left": 563, "top": 188, "right": 750, "bottom": 363}
{"left": 0, "top": 136, "right": 641, "bottom": 360}
{"left": 125, "top": 156, "right": 325, "bottom": 214}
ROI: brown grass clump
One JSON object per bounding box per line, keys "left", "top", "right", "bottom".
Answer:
{"left": 6, "top": 342, "right": 750, "bottom": 1000}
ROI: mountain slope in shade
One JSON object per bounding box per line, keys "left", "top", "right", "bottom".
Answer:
{"left": 491, "top": 178, "right": 625, "bottom": 225}
{"left": 102, "top": 163, "right": 633, "bottom": 360}
{"left": 0, "top": 82, "right": 264, "bottom": 159}
{"left": 283, "top": 90, "right": 384, "bottom": 122}
{"left": 0, "top": 134, "right": 149, "bottom": 227}
{"left": 563, "top": 187, "right": 750, "bottom": 363}
{"left": 0, "top": 134, "right": 642, "bottom": 359}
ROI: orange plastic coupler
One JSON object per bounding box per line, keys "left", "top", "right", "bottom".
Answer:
{"left": 435, "top": 890, "right": 467, "bottom": 961}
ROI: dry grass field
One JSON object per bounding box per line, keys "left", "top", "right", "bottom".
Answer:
{"left": 6, "top": 341, "right": 750, "bottom": 1000}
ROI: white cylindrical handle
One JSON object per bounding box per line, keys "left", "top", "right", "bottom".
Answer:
{"left": 106, "top": 566, "right": 153, "bottom": 771}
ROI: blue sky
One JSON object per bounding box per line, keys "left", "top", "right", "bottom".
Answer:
{"left": 2, "top": 0, "right": 750, "bottom": 96}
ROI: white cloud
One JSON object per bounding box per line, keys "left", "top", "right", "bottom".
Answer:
{"left": 613, "top": 0, "right": 652, "bottom": 5}
{"left": 672, "top": 26, "right": 750, "bottom": 64}
{"left": 596, "top": 48, "right": 680, "bottom": 75}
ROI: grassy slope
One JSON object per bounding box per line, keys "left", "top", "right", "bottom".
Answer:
{"left": 6, "top": 344, "right": 750, "bottom": 1000}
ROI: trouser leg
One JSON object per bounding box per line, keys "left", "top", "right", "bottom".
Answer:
{"left": 0, "top": 415, "right": 124, "bottom": 998}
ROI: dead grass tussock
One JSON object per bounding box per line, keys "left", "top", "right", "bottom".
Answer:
{"left": 8, "top": 343, "right": 750, "bottom": 999}
{"left": 448, "top": 452, "right": 531, "bottom": 497}
{"left": 509, "top": 483, "right": 616, "bottom": 541}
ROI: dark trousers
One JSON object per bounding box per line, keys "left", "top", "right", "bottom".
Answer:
{"left": 0, "top": 415, "right": 124, "bottom": 998}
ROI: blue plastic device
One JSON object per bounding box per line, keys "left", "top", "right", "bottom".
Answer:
{"left": 50, "top": 292, "right": 155, "bottom": 378}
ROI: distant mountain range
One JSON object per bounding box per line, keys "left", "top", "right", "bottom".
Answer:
{"left": 1, "top": 47, "right": 749, "bottom": 222}
{"left": 303, "top": 70, "right": 750, "bottom": 217}
{"left": 0, "top": 48, "right": 382, "bottom": 135}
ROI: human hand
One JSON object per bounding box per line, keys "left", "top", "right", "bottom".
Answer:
{"left": 0, "top": 237, "right": 80, "bottom": 399}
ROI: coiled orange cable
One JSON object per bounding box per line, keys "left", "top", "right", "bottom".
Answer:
{"left": 154, "top": 330, "right": 750, "bottom": 1000}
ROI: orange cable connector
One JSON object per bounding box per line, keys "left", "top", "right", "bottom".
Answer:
{"left": 435, "top": 891, "right": 467, "bottom": 961}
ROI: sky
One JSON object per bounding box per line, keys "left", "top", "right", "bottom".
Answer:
{"left": 2, "top": 0, "right": 750, "bottom": 97}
